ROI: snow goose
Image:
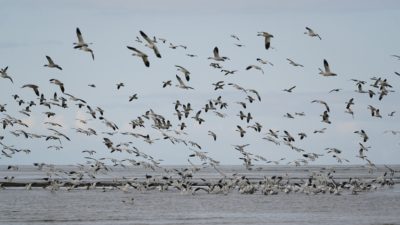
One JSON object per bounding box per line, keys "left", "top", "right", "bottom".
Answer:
{"left": 257, "top": 32, "right": 273, "bottom": 49}
{"left": 286, "top": 58, "right": 304, "bottom": 67}
{"left": 208, "top": 47, "right": 229, "bottom": 61}
{"left": 319, "top": 59, "right": 337, "bottom": 76}
{"left": 49, "top": 79, "right": 65, "bottom": 93}
{"left": 21, "top": 84, "right": 39, "bottom": 96}
{"left": 175, "top": 75, "right": 194, "bottom": 90}
{"left": 0, "top": 66, "right": 13, "bottom": 83}
{"left": 44, "top": 56, "right": 62, "bottom": 70}
{"left": 73, "top": 28, "right": 94, "bottom": 60}
{"left": 304, "top": 27, "right": 321, "bottom": 40}
{"left": 246, "top": 65, "right": 264, "bottom": 74}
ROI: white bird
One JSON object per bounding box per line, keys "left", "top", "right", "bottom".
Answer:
{"left": 0, "top": 66, "right": 13, "bottom": 83}
{"left": 44, "top": 56, "right": 62, "bottom": 70}
{"left": 319, "top": 59, "right": 337, "bottom": 76}
{"left": 21, "top": 84, "right": 39, "bottom": 96}
{"left": 286, "top": 58, "right": 304, "bottom": 67}
{"left": 246, "top": 65, "right": 264, "bottom": 74}
{"left": 175, "top": 65, "right": 191, "bottom": 81}
{"left": 236, "top": 125, "right": 246, "bottom": 137}
{"left": 321, "top": 111, "right": 331, "bottom": 124}
{"left": 354, "top": 130, "right": 369, "bottom": 142}
{"left": 140, "top": 30, "right": 161, "bottom": 58}
{"left": 304, "top": 27, "right": 322, "bottom": 40}
{"left": 257, "top": 32, "right": 273, "bottom": 50}
{"left": 256, "top": 58, "right": 273, "bottom": 66}
{"left": 311, "top": 99, "right": 330, "bottom": 112}
{"left": 230, "top": 34, "right": 240, "bottom": 41}
{"left": 73, "top": 28, "right": 94, "bottom": 60}
{"left": 208, "top": 47, "right": 230, "bottom": 61}
{"left": 127, "top": 46, "right": 149, "bottom": 67}
{"left": 208, "top": 131, "right": 217, "bottom": 141}
{"left": 49, "top": 79, "right": 65, "bottom": 93}
{"left": 175, "top": 75, "right": 194, "bottom": 90}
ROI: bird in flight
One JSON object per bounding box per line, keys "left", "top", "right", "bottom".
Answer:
{"left": 208, "top": 47, "right": 230, "bottom": 61}
{"left": 73, "top": 27, "right": 94, "bottom": 60}
{"left": 21, "top": 84, "right": 40, "bottom": 96}
{"left": 140, "top": 30, "right": 161, "bottom": 58}
{"left": 127, "top": 46, "right": 149, "bottom": 67}
{"left": 304, "top": 27, "right": 322, "bottom": 40}
{"left": 286, "top": 58, "right": 304, "bottom": 67}
{"left": 0, "top": 66, "right": 13, "bottom": 83}
{"left": 283, "top": 85, "right": 296, "bottom": 93}
{"left": 44, "top": 56, "right": 62, "bottom": 70}
{"left": 257, "top": 32, "right": 273, "bottom": 50}
{"left": 319, "top": 59, "right": 337, "bottom": 76}
{"left": 246, "top": 65, "right": 264, "bottom": 74}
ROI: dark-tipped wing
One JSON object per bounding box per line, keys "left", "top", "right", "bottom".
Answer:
{"left": 213, "top": 47, "right": 219, "bottom": 58}
{"left": 142, "top": 56, "right": 150, "bottom": 67}
{"left": 139, "top": 30, "right": 151, "bottom": 44}
{"left": 323, "top": 59, "right": 330, "bottom": 72}
{"left": 265, "top": 36, "right": 271, "bottom": 49}
{"left": 76, "top": 27, "right": 84, "bottom": 43}
{"left": 46, "top": 56, "right": 54, "bottom": 64}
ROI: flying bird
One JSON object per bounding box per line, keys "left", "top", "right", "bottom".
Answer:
{"left": 129, "top": 94, "right": 138, "bottom": 102}
{"left": 21, "top": 84, "right": 39, "bottom": 96}
{"left": 175, "top": 75, "right": 194, "bottom": 90}
{"left": 286, "top": 58, "right": 304, "bottom": 67}
{"left": 0, "top": 66, "right": 13, "bottom": 83}
{"left": 44, "top": 56, "right": 62, "bottom": 70}
{"left": 208, "top": 47, "right": 230, "bottom": 61}
{"left": 319, "top": 59, "right": 337, "bottom": 76}
{"left": 73, "top": 28, "right": 94, "bottom": 60}
{"left": 246, "top": 65, "right": 264, "bottom": 74}
{"left": 49, "top": 79, "right": 65, "bottom": 93}
{"left": 208, "top": 131, "right": 217, "bottom": 141}
{"left": 175, "top": 65, "right": 191, "bottom": 81}
{"left": 162, "top": 80, "right": 172, "bottom": 88}
{"left": 257, "top": 32, "right": 273, "bottom": 50}
{"left": 283, "top": 86, "right": 296, "bottom": 93}
{"left": 127, "top": 46, "right": 149, "bottom": 67}
{"left": 256, "top": 58, "right": 274, "bottom": 66}
{"left": 140, "top": 30, "right": 161, "bottom": 58}
{"left": 304, "top": 27, "right": 322, "bottom": 40}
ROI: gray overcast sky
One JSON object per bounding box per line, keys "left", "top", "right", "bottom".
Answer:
{"left": 1, "top": 0, "right": 400, "bottom": 165}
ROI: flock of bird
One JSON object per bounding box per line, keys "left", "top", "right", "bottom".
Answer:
{"left": 0, "top": 26, "right": 399, "bottom": 195}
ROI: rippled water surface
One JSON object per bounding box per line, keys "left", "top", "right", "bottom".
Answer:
{"left": 1, "top": 165, "right": 399, "bottom": 225}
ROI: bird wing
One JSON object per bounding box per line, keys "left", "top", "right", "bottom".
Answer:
{"left": 305, "top": 27, "right": 313, "bottom": 32}
{"left": 141, "top": 55, "right": 149, "bottom": 67}
{"left": 127, "top": 46, "right": 144, "bottom": 55}
{"left": 140, "top": 31, "right": 161, "bottom": 58}
{"left": 176, "top": 75, "right": 185, "bottom": 86}
{"left": 213, "top": 47, "right": 220, "bottom": 58}
{"left": 323, "top": 59, "right": 330, "bottom": 73}
{"left": 152, "top": 45, "right": 161, "bottom": 58}
{"left": 76, "top": 28, "right": 84, "bottom": 43}
{"left": 90, "top": 49, "right": 95, "bottom": 60}
{"left": 139, "top": 30, "right": 152, "bottom": 45}
{"left": 46, "top": 56, "right": 54, "bottom": 64}
{"left": 264, "top": 36, "right": 271, "bottom": 49}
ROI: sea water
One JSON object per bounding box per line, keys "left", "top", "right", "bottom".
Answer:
{"left": 0, "top": 165, "right": 399, "bottom": 225}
